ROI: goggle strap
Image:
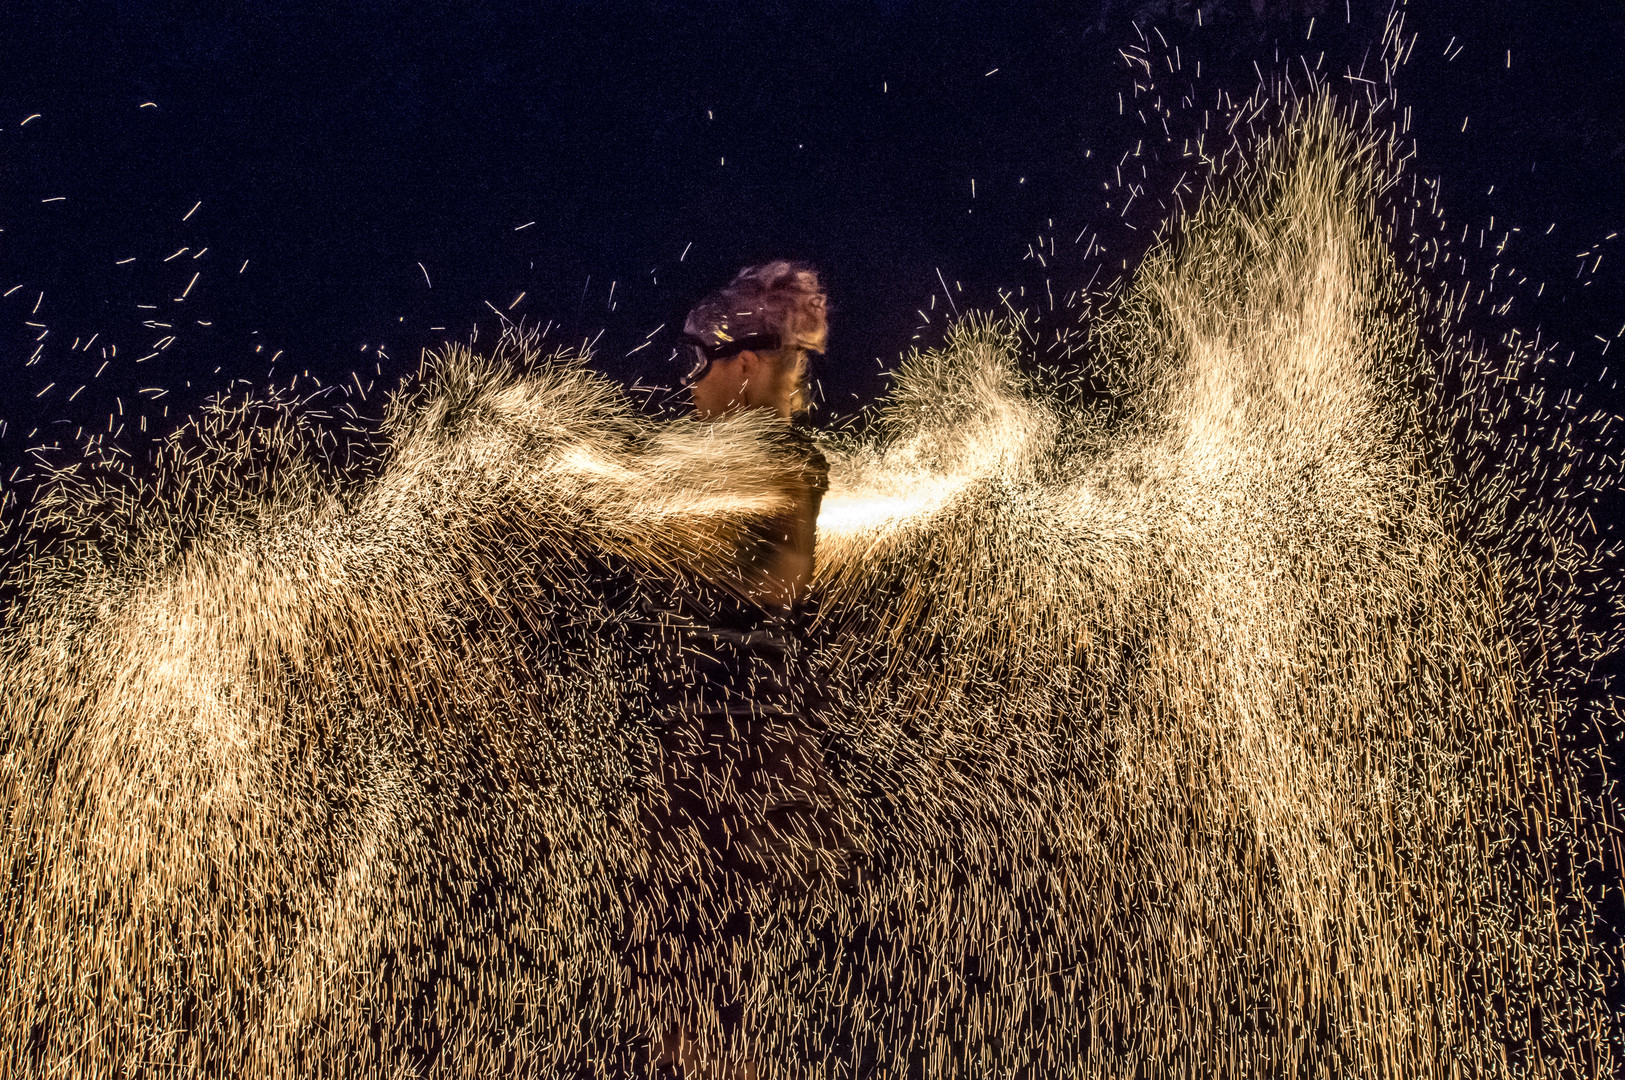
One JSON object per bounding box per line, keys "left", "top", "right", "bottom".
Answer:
{"left": 678, "top": 332, "right": 783, "bottom": 385}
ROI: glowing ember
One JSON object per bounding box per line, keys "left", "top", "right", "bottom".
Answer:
{"left": 1, "top": 69, "right": 1618, "bottom": 1080}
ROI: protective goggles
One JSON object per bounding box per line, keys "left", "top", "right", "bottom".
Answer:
{"left": 677, "top": 332, "right": 782, "bottom": 386}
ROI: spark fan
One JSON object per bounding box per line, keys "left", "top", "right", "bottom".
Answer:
{"left": 1, "top": 97, "right": 1617, "bottom": 1078}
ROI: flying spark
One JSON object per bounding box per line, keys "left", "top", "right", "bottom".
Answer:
{"left": 1, "top": 30, "right": 1619, "bottom": 1080}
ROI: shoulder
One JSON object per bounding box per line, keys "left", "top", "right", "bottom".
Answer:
{"left": 781, "top": 421, "right": 830, "bottom": 492}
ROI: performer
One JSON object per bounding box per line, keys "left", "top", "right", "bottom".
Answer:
{"left": 642, "top": 261, "right": 855, "bottom": 1077}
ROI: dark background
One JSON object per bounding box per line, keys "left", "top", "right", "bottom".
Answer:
{"left": 0, "top": 0, "right": 1618, "bottom": 463}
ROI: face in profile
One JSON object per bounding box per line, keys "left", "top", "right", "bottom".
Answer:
{"left": 690, "top": 344, "right": 814, "bottom": 419}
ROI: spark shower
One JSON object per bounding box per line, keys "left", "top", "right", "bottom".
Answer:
{"left": 1, "top": 24, "right": 1620, "bottom": 1080}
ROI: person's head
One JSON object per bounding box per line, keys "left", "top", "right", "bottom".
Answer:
{"left": 679, "top": 261, "right": 827, "bottom": 420}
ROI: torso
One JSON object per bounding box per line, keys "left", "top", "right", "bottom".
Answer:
{"left": 744, "top": 423, "right": 829, "bottom": 612}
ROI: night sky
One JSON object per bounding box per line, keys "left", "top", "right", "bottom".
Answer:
{"left": 0, "top": 0, "right": 1620, "bottom": 485}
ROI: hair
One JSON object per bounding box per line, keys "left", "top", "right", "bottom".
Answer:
{"left": 683, "top": 261, "right": 828, "bottom": 356}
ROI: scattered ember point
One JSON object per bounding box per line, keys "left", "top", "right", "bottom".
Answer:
{"left": 1, "top": 91, "right": 1618, "bottom": 1080}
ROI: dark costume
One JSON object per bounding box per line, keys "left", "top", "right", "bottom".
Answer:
{"left": 620, "top": 422, "right": 853, "bottom": 1072}
{"left": 638, "top": 423, "right": 851, "bottom": 889}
